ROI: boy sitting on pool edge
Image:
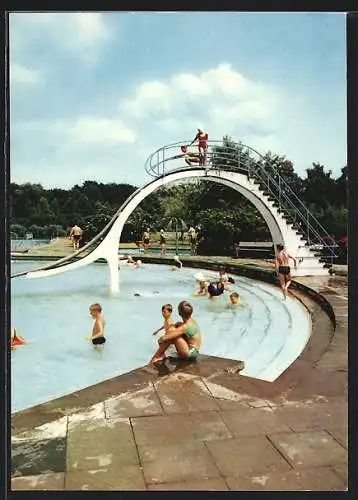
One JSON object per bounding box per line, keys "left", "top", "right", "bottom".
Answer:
{"left": 87, "top": 303, "right": 106, "bottom": 347}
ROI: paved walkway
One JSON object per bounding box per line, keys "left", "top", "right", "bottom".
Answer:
{"left": 10, "top": 254, "right": 348, "bottom": 491}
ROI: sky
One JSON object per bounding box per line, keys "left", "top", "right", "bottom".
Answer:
{"left": 9, "top": 11, "right": 347, "bottom": 189}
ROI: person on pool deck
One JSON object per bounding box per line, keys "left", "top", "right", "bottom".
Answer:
{"left": 159, "top": 229, "right": 167, "bottom": 256}
{"left": 150, "top": 301, "right": 201, "bottom": 364}
{"left": 152, "top": 304, "right": 174, "bottom": 336}
{"left": 70, "top": 224, "right": 83, "bottom": 251}
{"left": 142, "top": 228, "right": 150, "bottom": 254}
{"left": 189, "top": 128, "right": 208, "bottom": 165}
{"left": 87, "top": 303, "right": 106, "bottom": 346}
{"left": 275, "top": 244, "right": 297, "bottom": 299}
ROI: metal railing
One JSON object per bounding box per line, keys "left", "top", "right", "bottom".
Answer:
{"left": 145, "top": 140, "right": 338, "bottom": 264}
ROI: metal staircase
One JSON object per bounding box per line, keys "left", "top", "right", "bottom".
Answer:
{"left": 145, "top": 139, "right": 338, "bottom": 266}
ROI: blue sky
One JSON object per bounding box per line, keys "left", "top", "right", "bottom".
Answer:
{"left": 10, "top": 12, "right": 346, "bottom": 189}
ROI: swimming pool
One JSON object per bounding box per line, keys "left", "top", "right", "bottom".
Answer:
{"left": 11, "top": 261, "right": 311, "bottom": 412}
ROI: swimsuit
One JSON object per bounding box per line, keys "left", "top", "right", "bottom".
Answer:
{"left": 208, "top": 283, "right": 224, "bottom": 297}
{"left": 198, "top": 132, "right": 208, "bottom": 150}
{"left": 160, "top": 235, "right": 166, "bottom": 244}
{"left": 92, "top": 336, "right": 106, "bottom": 345}
{"left": 278, "top": 266, "right": 290, "bottom": 275}
{"left": 187, "top": 346, "right": 200, "bottom": 360}
{"left": 183, "top": 323, "right": 200, "bottom": 360}
{"left": 144, "top": 238, "right": 150, "bottom": 245}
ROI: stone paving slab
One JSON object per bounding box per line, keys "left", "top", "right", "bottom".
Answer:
{"left": 138, "top": 441, "right": 221, "bottom": 485}
{"left": 326, "top": 427, "right": 348, "bottom": 449}
{"left": 205, "top": 435, "right": 292, "bottom": 477}
{"left": 148, "top": 477, "right": 229, "bottom": 490}
{"left": 331, "top": 462, "right": 348, "bottom": 484}
{"left": 64, "top": 465, "right": 146, "bottom": 491}
{"left": 12, "top": 437, "right": 67, "bottom": 478}
{"left": 11, "top": 472, "right": 65, "bottom": 490}
{"left": 224, "top": 466, "right": 346, "bottom": 491}
{"left": 273, "top": 398, "right": 347, "bottom": 433}
{"left": 132, "top": 410, "right": 232, "bottom": 447}
{"left": 104, "top": 382, "right": 164, "bottom": 419}
{"left": 66, "top": 417, "right": 138, "bottom": 472}
{"left": 220, "top": 406, "right": 292, "bottom": 437}
{"left": 287, "top": 368, "right": 348, "bottom": 401}
{"left": 268, "top": 430, "right": 347, "bottom": 468}
{"left": 154, "top": 373, "right": 221, "bottom": 414}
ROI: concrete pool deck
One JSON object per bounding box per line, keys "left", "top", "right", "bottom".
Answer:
{"left": 10, "top": 246, "right": 348, "bottom": 491}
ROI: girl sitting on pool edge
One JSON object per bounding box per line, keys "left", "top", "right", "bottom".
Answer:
{"left": 150, "top": 301, "right": 201, "bottom": 364}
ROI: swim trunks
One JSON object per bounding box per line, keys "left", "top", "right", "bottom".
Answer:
{"left": 143, "top": 238, "right": 150, "bottom": 245}
{"left": 208, "top": 283, "right": 224, "bottom": 297}
{"left": 73, "top": 235, "right": 81, "bottom": 241}
{"left": 278, "top": 266, "right": 290, "bottom": 275}
{"left": 92, "top": 336, "right": 106, "bottom": 345}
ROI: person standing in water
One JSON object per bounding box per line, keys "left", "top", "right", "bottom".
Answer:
{"left": 189, "top": 128, "right": 208, "bottom": 165}
{"left": 275, "top": 244, "right": 297, "bottom": 299}
{"left": 87, "top": 303, "right": 106, "bottom": 346}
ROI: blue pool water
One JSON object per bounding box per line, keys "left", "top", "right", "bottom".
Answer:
{"left": 11, "top": 261, "right": 311, "bottom": 412}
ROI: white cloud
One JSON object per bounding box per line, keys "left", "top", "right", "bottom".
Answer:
{"left": 10, "top": 63, "right": 43, "bottom": 85}
{"left": 119, "top": 63, "right": 282, "bottom": 150}
{"left": 10, "top": 12, "right": 112, "bottom": 65}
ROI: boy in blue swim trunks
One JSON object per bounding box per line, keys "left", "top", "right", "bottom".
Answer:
{"left": 150, "top": 301, "right": 201, "bottom": 363}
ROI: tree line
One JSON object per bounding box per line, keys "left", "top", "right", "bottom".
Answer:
{"left": 9, "top": 138, "right": 347, "bottom": 259}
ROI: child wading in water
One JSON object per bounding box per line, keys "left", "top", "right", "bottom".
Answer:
{"left": 150, "top": 301, "right": 201, "bottom": 364}
{"left": 228, "top": 292, "right": 243, "bottom": 307}
{"left": 152, "top": 304, "right": 174, "bottom": 336}
{"left": 87, "top": 303, "right": 106, "bottom": 348}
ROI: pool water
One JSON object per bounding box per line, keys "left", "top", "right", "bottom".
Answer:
{"left": 11, "top": 261, "right": 311, "bottom": 413}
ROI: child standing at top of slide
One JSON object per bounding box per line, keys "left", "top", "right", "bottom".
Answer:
{"left": 152, "top": 304, "right": 174, "bottom": 336}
